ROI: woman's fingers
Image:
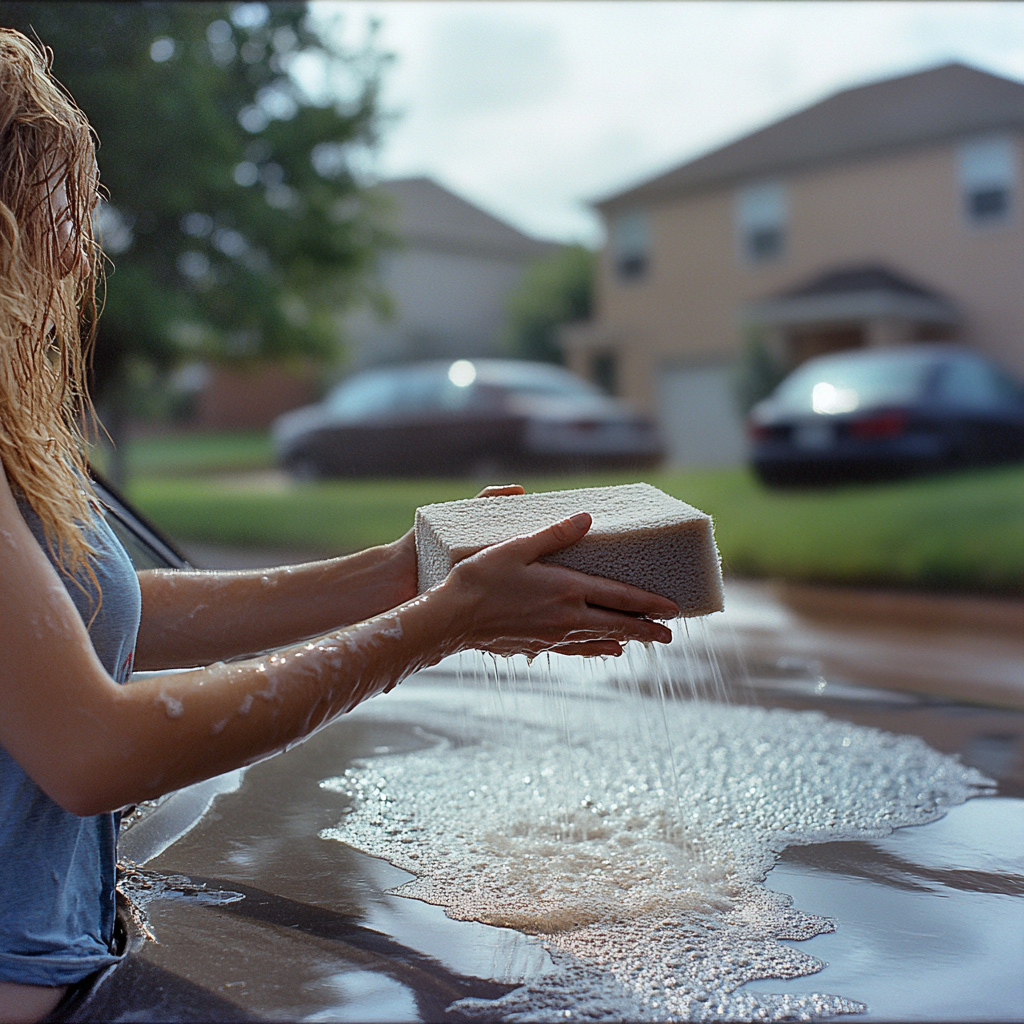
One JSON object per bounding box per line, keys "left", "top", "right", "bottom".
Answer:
{"left": 482, "top": 639, "right": 624, "bottom": 658}
{"left": 549, "top": 640, "right": 624, "bottom": 657}
{"left": 507, "top": 512, "right": 593, "bottom": 562}
{"left": 582, "top": 578, "right": 679, "bottom": 621}
{"left": 447, "top": 509, "right": 679, "bottom": 658}
{"left": 473, "top": 483, "right": 524, "bottom": 499}
{"left": 471, "top": 483, "right": 520, "bottom": 499}
{"left": 560, "top": 605, "right": 674, "bottom": 645}
{"left": 499, "top": 515, "right": 678, "bottom": 620}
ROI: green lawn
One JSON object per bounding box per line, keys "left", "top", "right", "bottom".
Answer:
{"left": 96, "top": 430, "right": 275, "bottom": 479}
{"left": 126, "top": 455, "right": 1024, "bottom": 595}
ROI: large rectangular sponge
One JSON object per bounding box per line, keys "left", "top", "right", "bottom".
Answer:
{"left": 415, "top": 482, "right": 723, "bottom": 616}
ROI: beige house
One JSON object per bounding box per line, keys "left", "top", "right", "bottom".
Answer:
{"left": 345, "top": 177, "right": 559, "bottom": 368}
{"left": 565, "top": 63, "right": 1024, "bottom": 467}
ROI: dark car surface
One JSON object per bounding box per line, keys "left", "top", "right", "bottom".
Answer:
{"left": 272, "top": 359, "right": 664, "bottom": 478}
{"left": 92, "top": 475, "right": 191, "bottom": 571}
{"left": 747, "top": 345, "right": 1024, "bottom": 486}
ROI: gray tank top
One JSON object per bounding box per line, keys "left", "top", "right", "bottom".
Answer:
{"left": 0, "top": 492, "right": 141, "bottom": 986}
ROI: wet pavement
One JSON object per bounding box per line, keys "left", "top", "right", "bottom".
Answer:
{"left": 751, "top": 797, "right": 1024, "bottom": 1020}
{"left": 69, "top": 572, "right": 1024, "bottom": 1022}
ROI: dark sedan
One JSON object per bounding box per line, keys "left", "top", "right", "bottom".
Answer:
{"left": 272, "top": 359, "right": 664, "bottom": 478}
{"left": 748, "top": 345, "right": 1024, "bottom": 486}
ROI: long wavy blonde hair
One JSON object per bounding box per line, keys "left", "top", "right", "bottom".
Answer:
{"left": 0, "top": 28, "right": 102, "bottom": 579}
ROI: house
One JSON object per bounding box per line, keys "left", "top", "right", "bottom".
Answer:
{"left": 191, "top": 177, "right": 558, "bottom": 429}
{"left": 343, "top": 177, "right": 560, "bottom": 368}
{"left": 563, "top": 63, "right": 1024, "bottom": 467}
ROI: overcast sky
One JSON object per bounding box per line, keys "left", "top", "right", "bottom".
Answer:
{"left": 315, "top": 2, "right": 1024, "bottom": 246}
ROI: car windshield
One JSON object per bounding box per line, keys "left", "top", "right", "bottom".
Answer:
{"left": 479, "top": 364, "right": 602, "bottom": 399}
{"left": 772, "top": 352, "right": 935, "bottom": 414}
{"left": 326, "top": 362, "right": 603, "bottom": 419}
{"left": 327, "top": 367, "right": 473, "bottom": 418}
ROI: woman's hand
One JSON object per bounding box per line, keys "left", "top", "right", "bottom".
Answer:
{"left": 440, "top": 511, "right": 677, "bottom": 658}
{"left": 383, "top": 483, "right": 527, "bottom": 610}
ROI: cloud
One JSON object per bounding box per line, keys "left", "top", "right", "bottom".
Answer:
{"left": 315, "top": 2, "right": 1024, "bottom": 244}
{"left": 426, "top": 13, "right": 563, "bottom": 116}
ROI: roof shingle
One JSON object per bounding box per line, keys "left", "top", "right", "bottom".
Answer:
{"left": 376, "top": 177, "right": 558, "bottom": 260}
{"left": 598, "top": 63, "right": 1024, "bottom": 212}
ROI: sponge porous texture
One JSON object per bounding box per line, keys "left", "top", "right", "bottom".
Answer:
{"left": 415, "top": 483, "right": 723, "bottom": 616}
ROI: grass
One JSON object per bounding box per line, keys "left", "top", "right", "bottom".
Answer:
{"left": 123, "top": 438, "right": 1024, "bottom": 594}
{"left": 95, "top": 430, "right": 275, "bottom": 479}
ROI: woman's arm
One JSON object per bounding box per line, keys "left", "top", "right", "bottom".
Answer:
{"left": 133, "top": 537, "right": 417, "bottom": 670}
{"left": 133, "top": 485, "right": 525, "bottom": 670}
{"left": 0, "top": 471, "right": 676, "bottom": 817}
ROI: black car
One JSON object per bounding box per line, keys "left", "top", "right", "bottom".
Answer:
{"left": 748, "top": 345, "right": 1024, "bottom": 486}
{"left": 272, "top": 359, "right": 664, "bottom": 479}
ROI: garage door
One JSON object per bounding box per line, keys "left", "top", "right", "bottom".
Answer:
{"left": 656, "top": 363, "right": 747, "bottom": 467}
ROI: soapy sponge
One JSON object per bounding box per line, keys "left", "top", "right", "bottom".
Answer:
{"left": 415, "top": 482, "right": 723, "bottom": 616}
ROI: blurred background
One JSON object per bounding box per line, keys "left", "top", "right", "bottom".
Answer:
{"left": 3, "top": 0, "right": 1021, "bottom": 597}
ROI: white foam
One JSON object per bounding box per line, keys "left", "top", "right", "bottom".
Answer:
{"left": 321, "top": 651, "right": 988, "bottom": 1022}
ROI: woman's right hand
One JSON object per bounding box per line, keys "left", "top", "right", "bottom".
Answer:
{"left": 438, "top": 511, "right": 678, "bottom": 658}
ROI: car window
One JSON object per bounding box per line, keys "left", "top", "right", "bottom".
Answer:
{"left": 936, "top": 358, "right": 1021, "bottom": 410}
{"left": 481, "top": 364, "right": 602, "bottom": 399}
{"left": 327, "top": 367, "right": 475, "bottom": 418}
{"left": 327, "top": 371, "right": 404, "bottom": 418}
{"left": 772, "top": 353, "right": 933, "bottom": 413}
{"left": 396, "top": 367, "right": 474, "bottom": 413}
{"left": 103, "top": 513, "right": 179, "bottom": 571}
{"left": 91, "top": 478, "right": 190, "bottom": 571}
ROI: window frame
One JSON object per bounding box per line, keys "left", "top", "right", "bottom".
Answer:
{"left": 958, "top": 135, "right": 1017, "bottom": 231}
{"left": 735, "top": 179, "right": 789, "bottom": 266}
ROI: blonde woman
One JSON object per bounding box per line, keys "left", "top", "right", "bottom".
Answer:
{"left": 0, "top": 29, "right": 676, "bottom": 1023}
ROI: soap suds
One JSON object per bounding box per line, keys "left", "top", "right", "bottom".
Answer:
{"left": 321, "top": 670, "right": 989, "bottom": 1022}
{"left": 157, "top": 692, "right": 184, "bottom": 719}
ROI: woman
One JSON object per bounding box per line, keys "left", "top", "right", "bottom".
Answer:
{"left": 0, "top": 29, "right": 676, "bottom": 1023}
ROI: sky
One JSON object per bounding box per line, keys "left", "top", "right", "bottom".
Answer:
{"left": 314, "top": 2, "right": 1024, "bottom": 246}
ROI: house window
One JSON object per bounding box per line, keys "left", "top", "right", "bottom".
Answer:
{"left": 611, "top": 210, "right": 650, "bottom": 281}
{"left": 959, "top": 136, "right": 1016, "bottom": 227}
{"left": 736, "top": 180, "right": 788, "bottom": 264}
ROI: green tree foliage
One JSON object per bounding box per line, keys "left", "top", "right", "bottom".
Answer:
{"left": 733, "top": 328, "right": 787, "bottom": 414}
{"left": 504, "top": 243, "right": 595, "bottom": 364}
{"left": 0, "top": 2, "right": 391, "bottom": 427}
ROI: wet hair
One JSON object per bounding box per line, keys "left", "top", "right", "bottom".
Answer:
{"left": 0, "top": 28, "right": 102, "bottom": 580}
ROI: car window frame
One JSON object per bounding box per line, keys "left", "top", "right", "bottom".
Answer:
{"left": 90, "top": 471, "right": 191, "bottom": 570}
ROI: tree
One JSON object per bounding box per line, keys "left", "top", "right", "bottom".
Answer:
{"left": 503, "top": 243, "right": 595, "bottom": 365}
{"left": 733, "top": 327, "right": 787, "bottom": 415}
{"left": 0, "top": 2, "right": 392, "bottom": 476}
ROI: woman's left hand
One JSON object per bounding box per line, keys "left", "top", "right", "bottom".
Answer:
{"left": 385, "top": 483, "right": 526, "bottom": 606}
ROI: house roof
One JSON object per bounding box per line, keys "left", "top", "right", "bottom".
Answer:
{"left": 375, "top": 177, "right": 559, "bottom": 261}
{"left": 598, "top": 63, "right": 1024, "bottom": 212}
{"left": 746, "top": 264, "right": 959, "bottom": 328}
{"left": 776, "top": 265, "right": 945, "bottom": 302}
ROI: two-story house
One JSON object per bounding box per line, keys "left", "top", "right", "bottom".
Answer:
{"left": 344, "top": 176, "right": 559, "bottom": 368}
{"left": 564, "top": 63, "right": 1024, "bottom": 467}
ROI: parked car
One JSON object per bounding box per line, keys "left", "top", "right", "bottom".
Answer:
{"left": 272, "top": 359, "right": 664, "bottom": 478}
{"left": 747, "top": 344, "right": 1024, "bottom": 486}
